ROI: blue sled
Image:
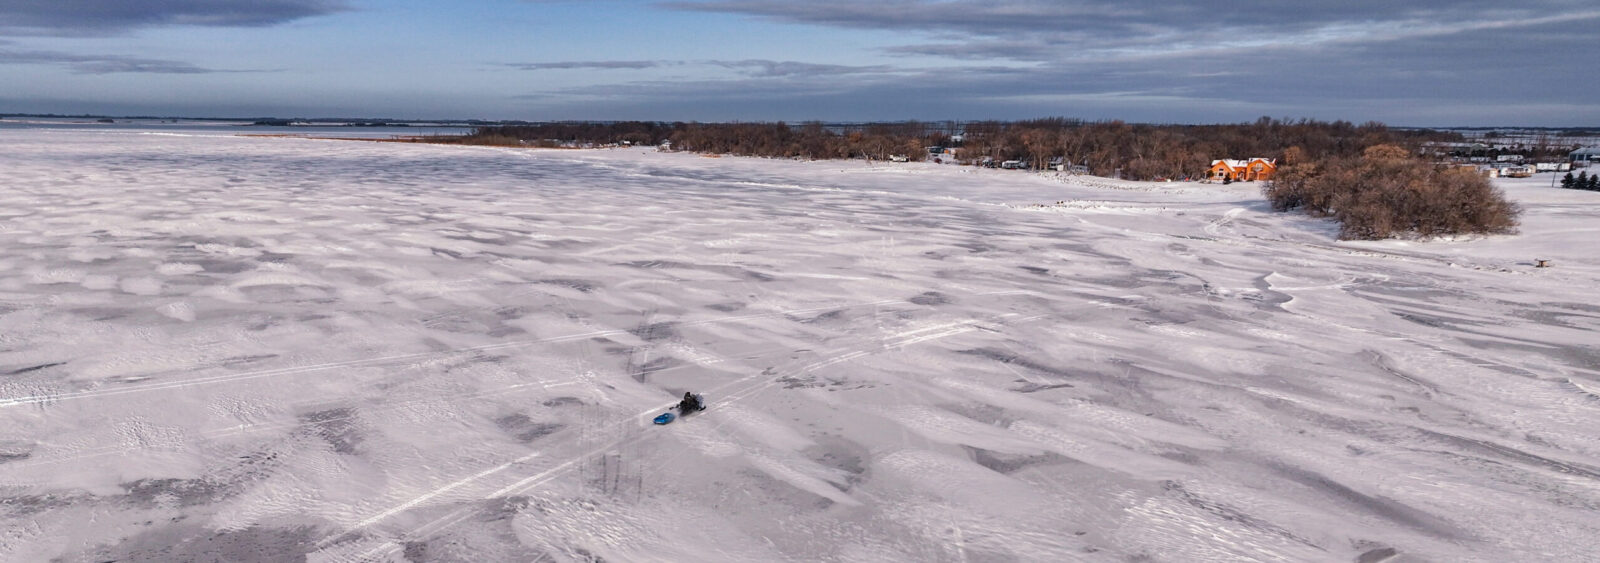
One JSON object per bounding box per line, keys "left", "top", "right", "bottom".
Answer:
{"left": 653, "top": 412, "right": 676, "bottom": 425}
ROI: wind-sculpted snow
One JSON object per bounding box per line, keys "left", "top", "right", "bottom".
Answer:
{"left": 1, "top": 130, "right": 1598, "bottom": 562}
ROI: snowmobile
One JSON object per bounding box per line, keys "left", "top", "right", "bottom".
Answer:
{"left": 654, "top": 392, "right": 706, "bottom": 425}
{"left": 678, "top": 392, "right": 706, "bottom": 414}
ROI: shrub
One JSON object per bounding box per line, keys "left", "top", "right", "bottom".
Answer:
{"left": 1262, "top": 145, "right": 1348, "bottom": 216}
{"left": 1263, "top": 144, "right": 1520, "bottom": 240}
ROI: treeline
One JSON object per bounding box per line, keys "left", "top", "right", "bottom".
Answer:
{"left": 954, "top": 118, "right": 1463, "bottom": 180}
{"left": 668, "top": 122, "right": 931, "bottom": 161}
{"left": 444, "top": 121, "right": 674, "bottom": 148}
{"left": 1560, "top": 171, "right": 1600, "bottom": 191}
{"left": 1264, "top": 145, "right": 1520, "bottom": 240}
{"left": 451, "top": 117, "right": 1463, "bottom": 181}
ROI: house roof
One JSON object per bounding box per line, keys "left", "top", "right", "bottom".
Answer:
{"left": 1211, "top": 158, "right": 1276, "bottom": 168}
{"left": 1571, "top": 146, "right": 1600, "bottom": 156}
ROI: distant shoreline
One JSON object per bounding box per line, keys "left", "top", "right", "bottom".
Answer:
{"left": 5, "top": 113, "right": 1599, "bottom": 131}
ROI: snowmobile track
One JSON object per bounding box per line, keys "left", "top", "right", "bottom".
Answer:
{"left": 314, "top": 310, "right": 1049, "bottom": 560}
{"left": 0, "top": 298, "right": 916, "bottom": 410}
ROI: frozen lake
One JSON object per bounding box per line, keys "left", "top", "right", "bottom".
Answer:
{"left": 1, "top": 129, "right": 1598, "bottom": 562}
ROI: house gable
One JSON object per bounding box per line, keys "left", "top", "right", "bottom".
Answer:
{"left": 1209, "top": 157, "right": 1276, "bottom": 181}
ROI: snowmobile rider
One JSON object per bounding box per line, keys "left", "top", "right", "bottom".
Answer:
{"left": 679, "top": 392, "right": 704, "bottom": 413}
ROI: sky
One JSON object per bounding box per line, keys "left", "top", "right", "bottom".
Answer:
{"left": 0, "top": 0, "right": 1597, "bottom": 125}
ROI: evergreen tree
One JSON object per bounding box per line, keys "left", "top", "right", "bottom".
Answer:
{"left": 1578, "top": 171, "right": 1591, "bottom": 190}
{"left": 1588, "top": 173, "right": 1600, "bottom": 191}
{"left": 1560, "top": 171, "right": 1575, "bottom": 189}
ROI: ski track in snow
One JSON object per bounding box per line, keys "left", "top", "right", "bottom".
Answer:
{"left": 0, "top": 298, "right": 911, "bottom": 409}
{"left": 331, "top": 316, "right": 1010, "bottom": 561}
{"left": 2, "top": 129, "right": 1599, "bottom": 562}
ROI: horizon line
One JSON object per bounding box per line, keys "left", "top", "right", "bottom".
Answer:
{"left": 2, "top": 112, "right": 1598, "bottom": 131}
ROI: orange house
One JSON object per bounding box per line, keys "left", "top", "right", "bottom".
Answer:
{"left": 1207, "top": 158, "right": 1277, "bottom": 181}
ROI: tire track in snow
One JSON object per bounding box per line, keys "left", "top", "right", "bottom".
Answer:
{"left": 318, "top": 321, "right": 976, "bottom": 557}
{"left": 1193, "top": 207, "right": 1567, "bottom": 389}
{"left": 314, "top": 311, "right": 1043, "bottom": 560}
{"left": 1197, "top": 205, "right": 1521, "bottom": 274}
{"left": 1, "top": 377, "right": 580, "bottom": 470}
{"left": 0, "top": 299, "right": 917, "bottom": 409}
{"left": 709, "top": 317, "right": 992, "bottom": 409}
{"left": 3, "top": 350, "right": 755, "bottom": 471}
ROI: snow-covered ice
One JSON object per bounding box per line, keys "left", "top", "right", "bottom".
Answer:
{"left": 1, "top": 128, "right": 1598, "bottom": 562}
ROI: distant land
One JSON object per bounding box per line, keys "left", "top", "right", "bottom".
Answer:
{"left": 1, "top": 112, "right": 1597, "bottom": 133}
{"left": 0, "top": 113, "right": 509, "bottom": 127}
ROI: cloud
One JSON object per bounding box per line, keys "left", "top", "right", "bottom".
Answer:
{"left": 0, "top": 49, "right": 240, "bottom": 74}
{"left": 626, "top": 0, "right": 1600, "bottom": 124}
{"left": 508, "top": 12, "right": 1599, "bottom": 126}
{"left": 504, "top": 60, "right": 666, "bottom": 70}
{"left": 707, "top": 59, "right": 896, "bottom": 77}
{"left": 500, "top": 59, "right": 894, "bottom": 77}
{"left": 665, "top": 0, "right": 1130, "bottom": 36}
{"left": 667, "top": 0, "right": 1570, "bottom": 33}
{"left": 0, "top": 0, "right": 350, "bottom": 35}
{"left": 667, "top": 1, "right": 1600, "bottom": 63}
{"left": 516, "top": 63, "right": 1047, "bottom": 116}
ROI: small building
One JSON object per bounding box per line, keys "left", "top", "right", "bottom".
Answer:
{"left": 1207, "top": 158, "right": 1277, "bottom": 182}
{"left": 1570, "top": 146, "right": 1600, "bottom": 162}
{"left": 1502, "top": 165, "right": 1536, "bottom": 178}
{"left": 1051, "top": 160, "right": 1091, "bottom": 174}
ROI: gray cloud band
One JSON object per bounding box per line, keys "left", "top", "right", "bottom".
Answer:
{"left": 0, "top": 49, "right": 231, "bottom": 73}
{"left": 0, "top": 0, "right": 349, "bottom": 35}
